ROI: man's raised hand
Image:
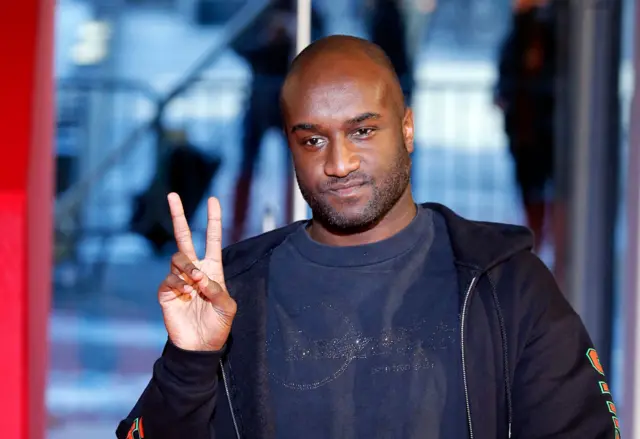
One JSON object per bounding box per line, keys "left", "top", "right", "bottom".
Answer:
{"left": 157, "top": 193, "right": 236, "bottom": 352}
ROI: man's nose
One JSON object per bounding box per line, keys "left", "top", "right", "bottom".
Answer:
{"left": 323, "top": 137, "right": 361, "bottom": 178}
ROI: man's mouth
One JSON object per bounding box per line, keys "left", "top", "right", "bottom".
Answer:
{"left": 326, "top": 180, "right": 368, "bottom": 197}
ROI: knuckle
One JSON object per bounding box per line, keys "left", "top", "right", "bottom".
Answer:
{"left": 207, "top": 228, "right": 222, "bottom": 239}
{"left": 165, "top": 273, "right": 179, "bottom": 284}
{"left": 171, "top": 252, "right": 191, "bottom": 268}
{"left": 175, "top": 228, "right": 191, "bottom": 241}
{"left": 184, "top": 261, "right": 196, "bottom": 272}
{"left": 160, "top": 276, "right": 175, "bottom": 292}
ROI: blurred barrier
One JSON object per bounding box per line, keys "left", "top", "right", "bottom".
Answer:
{"left": 54, "top": 79, "right": 159, "bottom": 262}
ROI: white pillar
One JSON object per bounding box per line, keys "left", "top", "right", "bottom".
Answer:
{"left": 291, "top": 0, "right": 312, "bottom": 222}
{"left": 622, "top": 0, "right": 640, "bottom": 430}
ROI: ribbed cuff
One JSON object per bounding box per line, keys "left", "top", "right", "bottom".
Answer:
{"left": 161, "top": 339, "right": 225, "bottom": 385}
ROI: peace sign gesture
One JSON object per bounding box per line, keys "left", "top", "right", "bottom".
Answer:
{"left": 158, "top": 193, "right": 236, "bottom": 352}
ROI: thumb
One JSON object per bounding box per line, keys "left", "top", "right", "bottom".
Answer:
{"left": 196, "top": 275, "right": 236, "bottom": 315}
{"left": 197, "top": 275, "right": 222, "bottom": 301}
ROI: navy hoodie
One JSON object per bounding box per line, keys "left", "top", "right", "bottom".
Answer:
{"left": 116, "top": 203, "right": 619, "bottom": 439}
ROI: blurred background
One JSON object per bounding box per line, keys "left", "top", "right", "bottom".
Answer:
{"left": 46, "top": 0, "right": 635, "bottom": 436}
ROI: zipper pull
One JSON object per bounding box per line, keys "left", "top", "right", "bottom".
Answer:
{"left": 508, "top": 423, "right": 512, "bottom": 438}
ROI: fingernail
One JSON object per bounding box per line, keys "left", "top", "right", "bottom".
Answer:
{"left": 184, "top": 285, "right": 193, "bottom": 292}
{"left": 192, "top": 269, "right": 199, "bottom": 276}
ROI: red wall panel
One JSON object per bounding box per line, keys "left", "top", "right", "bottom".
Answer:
{"left": 0, "top": 193, "right": 27, "bottom": 439}
{"left": 0, "top": 1, "right": 54, "bottom": 438}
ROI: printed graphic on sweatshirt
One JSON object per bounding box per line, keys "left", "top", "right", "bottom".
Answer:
{"left": 266, "top": 302, "right": 456, "bottom": 390}
{"left": 587, "top": 349, "right": 621, "bottom": 438}
{"left": 612, "top": 416, "right": 620, "bottom": 430}
{"left": 599, "top": 381, "right": 611, "bottom": 395}
{"left": 126, "top": 417, "right": 144, "bottom": 439}
{"left": 587, "top": 348, "right": 605, "bottom": 376}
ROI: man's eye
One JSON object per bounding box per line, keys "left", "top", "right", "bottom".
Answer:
{"left": 353, "top": 128, "right": 375, "bottom": 138}
{"left": 304, "top": 137, "right": 325, "bottom": 147}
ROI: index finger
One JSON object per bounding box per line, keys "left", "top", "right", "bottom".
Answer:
{"left": 204, "top": 197, "right": 223, "bottom": 264}
{"left": 167, "top": 192, "right": 197, "bottom": 260}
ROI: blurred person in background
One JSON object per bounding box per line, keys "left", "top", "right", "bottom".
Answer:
{"left": 368, "top": 0, "right": 414, "bottom": 103}
{"left": 230, "top": 0, "right": 324, "bottom": 243}
{"left": 367, "top": 0, "right": 434, "bottom": 106}
{"left": 494, "top": 0, "right": 558, "bottom": 256}
{"left": 131, "top": 127, "right": 221, "bottom": 254}
{"left": 118, "top": 36, "right": 617, "bottom": 439}
{"left": 401, "top": 0, "right": 436, "bottom": 62}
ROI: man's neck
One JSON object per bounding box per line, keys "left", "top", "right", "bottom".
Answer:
{"left": 308, "top": 189, "right": 418, "bottom": 247}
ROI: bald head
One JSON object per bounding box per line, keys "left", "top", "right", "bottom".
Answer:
{"left": 288, "top": 35, "right": 398, "bottom": 79}
{"left": 280, "top": 35, "right": 406, "bottom": 116}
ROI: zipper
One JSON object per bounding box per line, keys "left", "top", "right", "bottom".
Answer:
{"left": 220, "top": 358, "right": 241, "bottom": 439}
{"left": 461, "top": 275, "right": 479, "bottom": 439}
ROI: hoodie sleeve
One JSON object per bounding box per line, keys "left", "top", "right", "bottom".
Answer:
{"left": 511, "top": 255, "right": 618, "bottom": 439}
{"left": 115, "top": 341, "right": 222, "bottom": 439}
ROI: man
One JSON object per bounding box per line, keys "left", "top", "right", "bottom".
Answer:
{"left": 369, "top": 0, "right": 414, "bottom": 103}
{"left": 494, "top": 0, "right": 557, "bottom": 254}
{"left": 117, "top": 36, "right": 618, "bottom": 439}
{"left": 495, "top": 0, "right": 568, "bottom": 290}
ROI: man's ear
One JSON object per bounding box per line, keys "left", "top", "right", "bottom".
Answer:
{"left": 403, "top": 107, "right": 415, "bottom": 154}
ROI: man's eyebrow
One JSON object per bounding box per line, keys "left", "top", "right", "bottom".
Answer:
{"left": 290, "top": 113, "right": 381, "bottom": 133}
{"left": 290, "top": 123, "right": 320, "bottom": 134}
{"left": 346, "top": 112, "right": 381, "bottom": 125}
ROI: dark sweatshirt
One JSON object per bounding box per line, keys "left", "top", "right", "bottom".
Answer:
{"left": 266, "top": 207, "right": 466, "bottom": 438}
{"left": 117, "top": 203, "right": 619, "bottom": 439}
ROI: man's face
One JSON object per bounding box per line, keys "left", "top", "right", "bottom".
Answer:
{"left": 282, "top": 65, "right": 414, "bottom": 231}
